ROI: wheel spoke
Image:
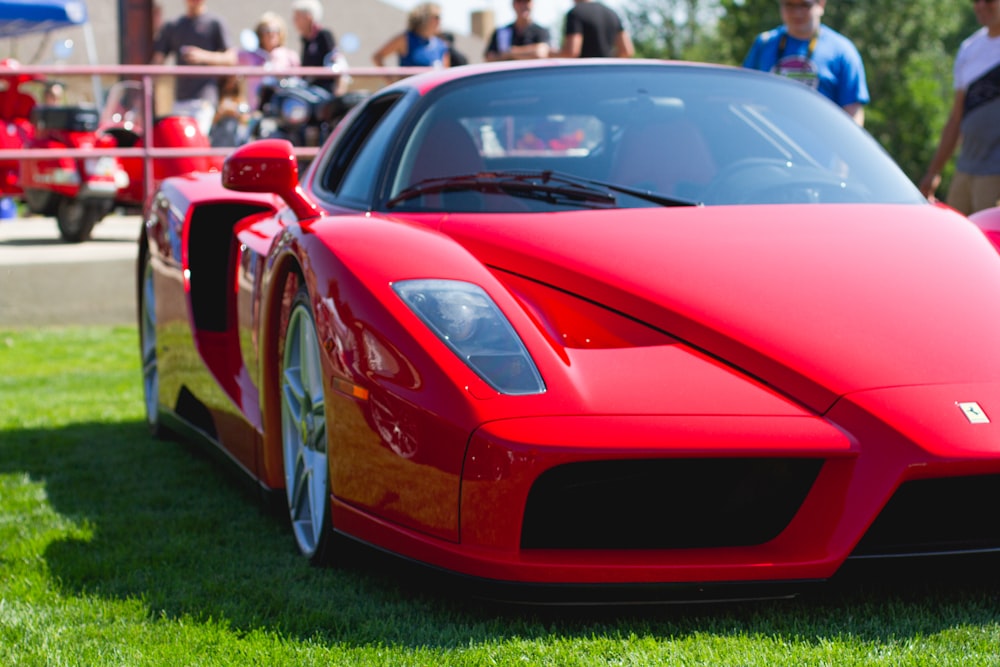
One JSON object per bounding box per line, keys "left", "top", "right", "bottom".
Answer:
{"left": 299, "top": 321, "right": 321, "bottom": 394}
{"left": 308, "top": 396, "right": 327, "bottom": 453}
{"left": 282, "top": 367, "right": 306, "bottom": 424}
{"left": 305, "top": 448, "right": 327, "bottom": 537}
{"left": 290, "top": 449, "right": 311, "bottom": 520}
{"left": 140, "top": 264, "right": 160, "bottom": 431}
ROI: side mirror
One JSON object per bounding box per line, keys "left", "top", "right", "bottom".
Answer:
{"left": 222, "top": 139, "right": 321, "bottom": 220}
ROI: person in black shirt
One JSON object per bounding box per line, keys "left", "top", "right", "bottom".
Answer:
{"left": 485, "top": 0, "right": 551, "bottom": 61}
{"left": 558, "top": 0, "right": 634, "bottom": 58}
{"left": 151, "top": 0, "right": 236, "bottom": 136}
{"left": 291, "top": 0, "right": 337, "bottom": 92}
{"left": 440, "top": 32, "right": 469, "bottom": 67}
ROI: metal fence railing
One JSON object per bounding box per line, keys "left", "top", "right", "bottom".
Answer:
{"left": 1, "top": 63, "right": 427, "bottom": 202}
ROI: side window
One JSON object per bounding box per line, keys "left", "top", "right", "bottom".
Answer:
{"left": 321, "top": 93, "right": 405, "bottom": 195}
{"left": 336, "top": 95, "right": 414, "bottom": 206}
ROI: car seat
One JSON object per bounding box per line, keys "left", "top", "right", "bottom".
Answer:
{"left": 610, "top": 117, "right": 716, "bottom": 199}
{"left": 408, "top": 118, "right": 484, "bottom": 184}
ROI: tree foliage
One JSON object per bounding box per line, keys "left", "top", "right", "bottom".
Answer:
{"left": 622, "top": 0, "right": 980, "bottom": 189}
{"left": 822, "top": 0, "right": 973, "bottom": 185}
{"left": 712, "top": 0, "right": 780, "bottom": 65}
{"left": 622, "top": 0, "right": 719, "bottom": 60}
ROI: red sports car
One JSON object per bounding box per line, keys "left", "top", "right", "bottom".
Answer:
{"left": 138, "top": 60, "right": 1000, "bottom": 601}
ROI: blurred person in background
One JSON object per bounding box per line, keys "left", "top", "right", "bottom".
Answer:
{"left": 743, "top": 0, "right": 868, "bottom": 126}
{"left": 919, "top": 0, "right": 1000, "bottom": 214}
{"left": 239, "top": 11, "right": 300, "bottom": 110}
{"left": 440, "top": 32, "right": 468, "bottom": 66}
{"left": 292, "top": 0, "right": 337, "bottom": 93}
{"left": 373, "top": 3, "right": 450, "bottom": 71}
{"left": 151, "top": 0, "right": 236, "bottom": 136}
{"left": 558, "top": 0, "right": 634, "bottom": 58}
{"left": 43, "top": 82, "right": 65, "bottom": 105}
{"left": 208, "top": 75, "right": 250, "bottom": 146}
{"left": 485, "top": 0, "right": 551, "bottom": 62}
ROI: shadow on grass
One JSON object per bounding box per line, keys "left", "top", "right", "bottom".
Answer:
{"left": 3, "top": 419, "right": 1000, "bottom": 648}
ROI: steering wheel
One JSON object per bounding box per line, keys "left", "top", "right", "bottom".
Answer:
{"left": 703, "top": 157, "right": 862, "bottom": 205}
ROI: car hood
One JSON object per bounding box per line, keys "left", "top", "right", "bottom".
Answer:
{"left": 440, "top": 204, "right": 1000, "bottom": 413}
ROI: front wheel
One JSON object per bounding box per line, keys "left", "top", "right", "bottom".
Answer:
{"left": 56, "top": 199, "right": 103, "bottom": 243}
{"left": 139, "top": 259, "right": 166, "bottom": 439}
{"left": 280, "top": 284, "right": 338, "bottom": 564}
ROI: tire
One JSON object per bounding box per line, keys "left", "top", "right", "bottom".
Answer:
{"left": 139, "top": 260, "right": 166, "bottom": 439}
{"left": 280, "top": 284, "right": 338, "bottom": 564}
{"left": 23, "top": 188, "right": 58, "bottom": 216}
{"left": 56, "top": 199, "right": 100, "bottom": 243}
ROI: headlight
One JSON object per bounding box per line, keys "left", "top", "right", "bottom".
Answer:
{"left": 280, "top": 97, "right": 309, "bottom": 125}
{"left": 393, "top": 279, "right": 545, "bottom": 395}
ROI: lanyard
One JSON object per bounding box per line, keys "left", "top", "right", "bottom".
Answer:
{"left": 777, "top": 27, "right": 820, "bottom": 63}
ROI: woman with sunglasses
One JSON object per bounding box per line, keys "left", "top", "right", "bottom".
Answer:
{"left": 239, "top": 12, "right": 300, "bottom": 110}
{"left": 372, "top": 3, "right": 450, "bottom": 72}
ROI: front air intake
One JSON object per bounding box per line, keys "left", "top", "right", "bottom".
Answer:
{"left": 852, "top": 475, "right": 1000, "bottom": 558}
{"left": 521, "top": 458, "right": 823, "bottom": 550}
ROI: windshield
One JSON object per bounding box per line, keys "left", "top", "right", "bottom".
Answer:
{"left": 384, "top": 65, "right": 924, "bottom": 212}
{"left": 100, "top": 80, "right": 144, "bottom": 132}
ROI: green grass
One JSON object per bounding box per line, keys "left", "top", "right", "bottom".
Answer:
{"left": 3, "top": 326, "right": 1000, "bottom": 665}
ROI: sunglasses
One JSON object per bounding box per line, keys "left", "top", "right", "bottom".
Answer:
{"left": 781, "top": 1, "right": 816, "bottom": 8}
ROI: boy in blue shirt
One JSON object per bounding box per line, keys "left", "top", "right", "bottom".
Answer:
{"left": 744, "top": 0, "right": 869, "bottom": 125}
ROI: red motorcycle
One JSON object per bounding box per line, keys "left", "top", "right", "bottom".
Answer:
{"left": 0, "top": 58, "right": 38, "bottom": 197}
{"left": 99, "top": 80, "right": 221, "bottom": 211}
{"left": 20, "top": 103, "right": 125, "bottom": 243}
{"left": 20, "top": 80, "right": 220, "bottom": 242}
{"left": 3, "top": 57, "right": 121, "bottom": 243}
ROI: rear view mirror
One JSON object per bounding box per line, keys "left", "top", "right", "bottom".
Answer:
{"left": 223, "top": 139, "right": 321, "bottom": 220}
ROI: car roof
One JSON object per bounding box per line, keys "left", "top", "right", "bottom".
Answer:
{"left": 382, "top": 58, "right": 742, "bottom": 96}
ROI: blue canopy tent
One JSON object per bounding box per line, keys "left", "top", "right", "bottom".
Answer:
{"left": 0, "top": 0, "right": 101, "bottom": 105}
{"left": 0, "top": 0, "right": 88, "bottom": 38}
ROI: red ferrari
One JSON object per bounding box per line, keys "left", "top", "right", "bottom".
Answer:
{"left": 138, "top": 60, "right": 1000, "bottom": 601}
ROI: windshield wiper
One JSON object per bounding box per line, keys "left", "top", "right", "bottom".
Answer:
{"left": 385, "top": 170, "right": 701, "bottom": 210}
{"left": 505, "top": 170, "right": 701, "bottom": 208}
{"left": 386, "top": 171, "right": 617, "bottom": 209}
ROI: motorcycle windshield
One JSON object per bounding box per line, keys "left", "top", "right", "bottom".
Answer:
{"left": 100, "top": 80, "right": 144, "bottom": 132}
